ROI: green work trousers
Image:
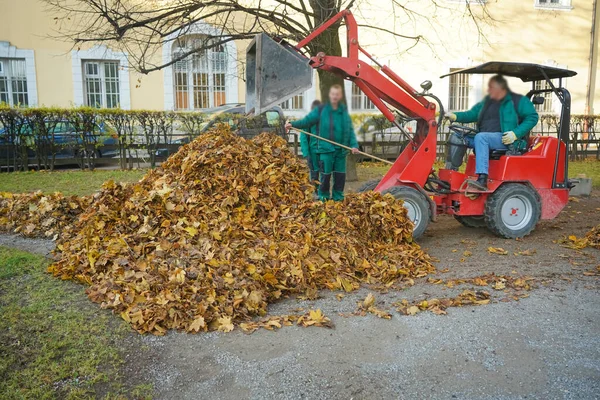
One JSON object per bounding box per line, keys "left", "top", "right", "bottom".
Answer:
{"left": 306, "top": 150, "right": 320, "bottom": 193}
{"left": 318, "top": 150, "right": 347, "bottom": 201}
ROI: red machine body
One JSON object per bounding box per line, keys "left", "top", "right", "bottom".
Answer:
{"left": 434, "top": 136, "right": 569, "bottom": 219}
{"left": 269, "top": 9, "right": 577, "bottom": 238}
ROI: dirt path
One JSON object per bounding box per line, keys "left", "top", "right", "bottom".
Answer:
{"left": 2, "top": 194, "right": 599, "bottom": 399}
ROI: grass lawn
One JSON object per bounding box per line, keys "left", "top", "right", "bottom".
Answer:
{"left": 0, "top": 159, "right": 597, "bottom": 198}
{"left": 0, "top": 169, "right": 146, "bottom": 197}
{"left": 0, "top": 247, "right": 152, "bottom": 399}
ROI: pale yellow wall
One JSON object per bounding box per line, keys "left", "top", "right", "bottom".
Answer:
{"left": 0, "top": 0, "right": 74, "bottom": 107}
{"left": 0, "top": 0, "right": 165, "bottom": 109}
{"left": 348, "top": 0, "right": 598, "bottom": 114}
{"left": 0, "top": 0, "right": 598, "bottom": 113}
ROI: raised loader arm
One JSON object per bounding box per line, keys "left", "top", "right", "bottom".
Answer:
{"left": 246, "top": 10, "right": 439, "bottom": 197}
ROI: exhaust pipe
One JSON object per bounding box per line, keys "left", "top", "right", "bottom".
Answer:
{"left": 245, "top": 33, "right": 313, "bottom": 114}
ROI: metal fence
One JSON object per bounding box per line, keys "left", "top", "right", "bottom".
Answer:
{"left": 1, "top": 107, "right": 598, "bottom": 172}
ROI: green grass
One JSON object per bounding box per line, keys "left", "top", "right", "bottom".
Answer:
{"left": 0, "top": 247, "right": 152, "bottom": 399}
{"left": 0, "top": 170, "right": 146, "bottom": 196}
{"left": 569, "top": 158, "right": 600, "bottom": 188}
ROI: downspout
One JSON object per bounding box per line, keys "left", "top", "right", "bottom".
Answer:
{"left": 585, "top": 0, "right": 598, "bottom": 115}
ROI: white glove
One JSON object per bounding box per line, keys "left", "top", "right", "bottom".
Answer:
{"left": 502, "top": 131, "right": 517, "bottom": 145}
{"left": 445, "top": 112, "right": 457, "bottom": 122}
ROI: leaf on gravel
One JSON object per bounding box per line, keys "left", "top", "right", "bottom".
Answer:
{"left": 297, "top": 309, "right": 333, "bottom": 328}
{"left": 514, "top": 249, "right": 537, "bottom": 256}
{"left": 487, "top": 247, "right": 508, "bottom": 255}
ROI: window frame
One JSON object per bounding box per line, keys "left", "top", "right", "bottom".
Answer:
{"left": 351, "top": 82, "right": 376, "bottom": 112}
{"left": 0, "top": 58, "right": 30, "bottom": 107}
{"left": 447, "top": 68, "right": 471, "bottom": 111}
{"left": 534, "top": 0, "right": 573, "bottom": 10}
{"left": 533, "top": 80, "right": 558, "bottom": 114}
{"left": 82, "top": 60, "right": 121, "bottom": 109}
{"left": 280, "top": 93, "right": 305, "bottom": 111}
{"left": 172, "top": 37, "right": 229, "bottom": 111}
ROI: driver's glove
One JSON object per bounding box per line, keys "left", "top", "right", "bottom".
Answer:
{"left": 501, "top": 131, "right": 517, "bottom": 145}
{"left": 445, "top": 112, "right": 457, "bottom": 122}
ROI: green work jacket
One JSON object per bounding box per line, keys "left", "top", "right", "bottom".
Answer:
{"left": 455, "top": 93, "right": 539, "bottom": 150}
{"left": 292, "top": 103, "right": 358, "bottom": 154}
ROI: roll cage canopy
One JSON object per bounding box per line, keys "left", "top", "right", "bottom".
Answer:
{"left": 440, "top": 62, "right": 577, "bottom": 83}
{"left": 442, "top": 61, "right": 576, "bottom": 190}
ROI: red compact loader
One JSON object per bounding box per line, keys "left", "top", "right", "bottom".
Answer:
{"left": 245, "top": 10, "right": 577, "bottom": 239}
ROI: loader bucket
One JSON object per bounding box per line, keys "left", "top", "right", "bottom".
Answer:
{"left": 245, "top": 33, "right": 313, "bottom": 114}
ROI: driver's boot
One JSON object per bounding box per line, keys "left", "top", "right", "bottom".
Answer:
{"left": 466, "top": 174, "right": 488, "bottom": 191}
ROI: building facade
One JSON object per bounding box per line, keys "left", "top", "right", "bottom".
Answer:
{"left": 0, "top": 0, "right": 598, "bottom": 117}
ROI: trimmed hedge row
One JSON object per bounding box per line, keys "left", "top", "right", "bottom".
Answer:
{"left": 0, "top": 106, "right": 225, "bottom": 171}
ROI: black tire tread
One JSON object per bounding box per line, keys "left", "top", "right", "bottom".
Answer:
{"left": 484, "top": 183, "right": 541, "bottom": 239}
{"left": 454, "top": 215, "right": 486, "bottom": 228}
{"left": 358, "top": 179, "right": 381, "bottom": 193}
{"left": 382, "top": 186, "right": 431, "bottom": 239}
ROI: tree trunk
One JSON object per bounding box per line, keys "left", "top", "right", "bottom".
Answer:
{"left": 309, "top": 1, "right": 347, "bottom": 102}
{"left": 346, "top": 154, "right": 358, "bottom": 182}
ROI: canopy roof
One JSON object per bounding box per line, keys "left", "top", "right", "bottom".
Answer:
{"left": 440, "top": 62, "right": 577, "bottom": 82}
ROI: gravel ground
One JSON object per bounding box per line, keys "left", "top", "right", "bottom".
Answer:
{"left": 2, "top": 193, "right": 599, "bottom": 400}
{"left": 0, "top": 233, "right": 56, "bottom": 256}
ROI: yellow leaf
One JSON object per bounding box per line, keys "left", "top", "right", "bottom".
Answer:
{"left": 362, "top": 293, "right": 375, "bottom": 309}
{"left": 406, "top": 306, "right": 420, "bottom": 316}
{"left": 189, "top": 316, "right": 206, "bottom": 332}
{"left": 184, "top": 226, "right": 198, "bottom": 236}
{"left": 217, "top": 316, "right": 234, "bottom": 332}
{"left": 487, "top": 247, "right": 508, "bottom": 255}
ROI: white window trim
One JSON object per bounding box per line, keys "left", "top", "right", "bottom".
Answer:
{"left": 0, "top": 41, "right": 38, "bottom": 106}
{"left": 441, "top": 58, "right": 482, "bottom": 111}
{"left": 279, "top": 71, "right": 318, "bottom": 118}
{"left": 344, "top": 80, "right": 379, "bottom": 114}
{"left": 71, "top": 46, "right": 131, "bottom": 109}
{"left": 162, "top": 22, "right": 239, "bottom": 111}
{"left": 534, "top": 0, "right": 573, "bottom": 11}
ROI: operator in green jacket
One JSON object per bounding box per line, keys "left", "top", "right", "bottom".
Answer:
{"left": 286, "top": 84, "right": 359, "bottom": 201}
{"left": 445, "top": 75, "right": 539, "bottom": 190}
{"left": 300, "top": 100, "right": 323, "bottom": 192}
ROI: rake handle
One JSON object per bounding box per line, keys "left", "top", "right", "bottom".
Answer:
{"left": 289, "top": 127, "right": 394, "bottom": 165}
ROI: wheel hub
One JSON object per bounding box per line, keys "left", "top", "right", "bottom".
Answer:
{"left": 501, "top": 195, "right": 532, "bottom": 231}
{"left": 403, "top": 200, "right": 422, "bottom": 228}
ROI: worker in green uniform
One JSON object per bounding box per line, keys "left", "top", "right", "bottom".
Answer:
{"left": 286, "top": 84, "right": 359, "bottom": 201}
{"left": 300, "top": 100, "right": 322, "bottom": 192}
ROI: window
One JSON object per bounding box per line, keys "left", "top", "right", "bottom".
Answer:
{"left": 173, "top": 36, "right": 228, "bottom": 110}
{"left": 535, "top": 0, "right": 572, "bottom": 9}
{"left": 280, "top": 94, "right": 304, "bottom": 110}
{"left": 448, "top": 68, "right": 471, "bottom": 111}
{"left": 83, "top": 60, "right": 120, "bottom": 108}
{"left": 534, "top": 80, "right": 555, "bottom": 113}
{"left": 0, "top": 58, "right": 29, "bottom": 107}
{"left": 351, "top": 83, "right": 375, "bottom": 111}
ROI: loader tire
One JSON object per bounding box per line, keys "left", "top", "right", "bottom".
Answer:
{"left": 357, "top": 179, "right": 381, "bottom": 192}
{"left": 484, "top": 183, "right": 541, "bottom": 239}
{"left": 382, "top": 186, "right": 431, "bottom": 239}
{"left": 454, "top": 215, "right": 487, "bottom": 228}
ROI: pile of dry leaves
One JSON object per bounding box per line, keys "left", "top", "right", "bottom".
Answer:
{"left": 48, "top": 129, "right": 434, "bottom": 334}
{"left": 584, "top": 225, "right": 600, "bottom": 249}
{"left": 0, "top": 191, "right": 91, "bottom": 238}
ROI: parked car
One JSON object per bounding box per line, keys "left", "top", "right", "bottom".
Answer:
{"left": 156, "top": 104, "right": 286, "bottom": 157}
{"left": 0, "top": 120, "right": 117, "bottom": 169}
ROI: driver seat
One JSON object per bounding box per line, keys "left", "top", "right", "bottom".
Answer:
{"left": 487, "top": 95, "right": 544, "bottom": 160}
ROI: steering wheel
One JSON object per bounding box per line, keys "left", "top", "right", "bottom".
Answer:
{"left": 448, "top": 124, "right": 477, "bottom": 137}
